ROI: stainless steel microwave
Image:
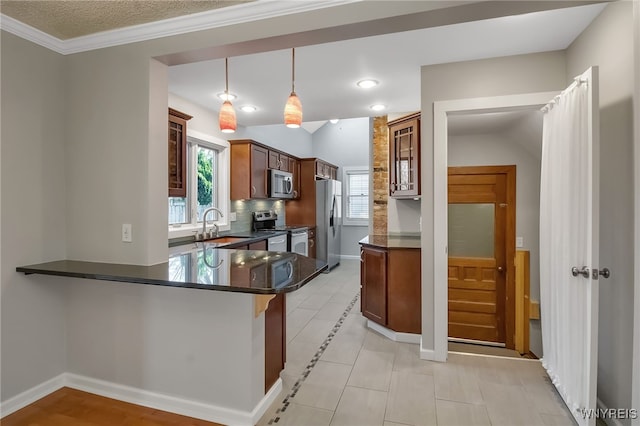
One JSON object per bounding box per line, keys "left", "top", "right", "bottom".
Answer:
{"left": 269, "top": 169, "right": 294, "bottom": 199}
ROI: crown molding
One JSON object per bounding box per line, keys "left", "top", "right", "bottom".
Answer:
{"left": 0, "top": 0, "right": 359, "bottom": 55}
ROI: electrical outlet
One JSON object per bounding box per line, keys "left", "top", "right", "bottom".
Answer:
{"left": 516, "top": 236, "right": 524, "bottom": 248}
{"left": 230, "top": 212, "right": 237, "bottom": 222}
{"left": 122, "top": 224, "right": 132, "bottom": 243}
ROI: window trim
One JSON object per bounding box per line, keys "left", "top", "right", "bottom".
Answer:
{"left": 169, "top": 129, "right": 230, "bottom": 238}
{"left": 342, "top": 166, "right": 369, "bottom": 226}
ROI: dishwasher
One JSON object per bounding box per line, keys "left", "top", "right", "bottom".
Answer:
{"left": 267, "top": 234, "right": 287, "bottom": 252}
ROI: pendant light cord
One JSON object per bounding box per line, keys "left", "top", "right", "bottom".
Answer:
{"left": 225, "top": 57, "right": 229, "bottom": 95}
{"left": 291, "top": 48, "right": 295, "bottom": 93}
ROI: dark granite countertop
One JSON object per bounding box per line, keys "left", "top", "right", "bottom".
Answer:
{"left": 359, "top": 234, "right": 421, "bottom": 249}
{"left": 168, "top": 230, "right": 288, "bottom": 248}
{"left": 16, "top": 245, "right": 327, "bottom": 294}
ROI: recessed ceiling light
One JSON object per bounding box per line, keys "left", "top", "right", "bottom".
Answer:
{"left": 370, "top": 104, "right": 387, "bottom": 111}
{"left": 329, "top": 119, "right": 339, "bottom": 124}
{"left": 240, "top": 105, "right": 257, "bottom": 112}
{"left": 357, "top": 79, "right": 379, "bottom": 89}
{"left": 217, "top": 92, "right": 237, "bottom": 101}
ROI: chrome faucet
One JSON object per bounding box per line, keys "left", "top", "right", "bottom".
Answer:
{"left": 202, "top": 207, "right": 224, "bottom": 239}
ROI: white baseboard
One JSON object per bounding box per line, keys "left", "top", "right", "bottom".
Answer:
{"left": 367, "top": 320, "right": 421, "bottom": 344}
{"left": 0, "top": 373, "right": 66, "bottom": 418}
{"left": 2, "top": 372, "right": 282, "bottom": 426}
{"left": 596, "top": 398, "right": 625, "bottom": 426}
{"left": 252, "top": 378, "right": 282, "bottom": 424}
{"left": 420, "top": 346, "right": 438, "bottom": 361}
{"left": 340, "top": 254, "right": 360, "bottom": 260}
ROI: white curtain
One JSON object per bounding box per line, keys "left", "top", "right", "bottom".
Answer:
{"left": 539, "top": 79, "right": 590, "bottom": 415}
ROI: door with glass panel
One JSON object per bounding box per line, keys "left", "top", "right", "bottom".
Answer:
{"left": 447, "top": 166, "right": 516, "bottom": 347}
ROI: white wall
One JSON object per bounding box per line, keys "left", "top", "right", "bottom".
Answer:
{"left": 65, "top": 279, "right": 264, "bottom": 413}
{"left": 239, "top": 125, "right": 313, "bottom": 159}
{"left": 420, "top": 50, "right": 567, "bottom": 351}
{"left": 0, "top": 32, "right": 68, "bottom": 401}
{"left": 566, "top": 1, "right": 635, "bottom": 419}
{"left": 311, "top": 118, "right": 370, "bottom": 256}
{"left": 448, "top": 130, "right": 543, "bottom": 356}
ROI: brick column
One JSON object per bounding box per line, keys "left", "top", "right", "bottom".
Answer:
{"left": 372, "top": 116, "right": 388, "bottom": 235}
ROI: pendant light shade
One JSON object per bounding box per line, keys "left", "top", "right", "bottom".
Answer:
{"left": 219, "top": 58, "right": 237, "bottom": 133}
{"left": 284, "top": 48, "right": 302, "bottom": 128}
{"left": 219, "top": 100, "right": 237, "bottom": 133}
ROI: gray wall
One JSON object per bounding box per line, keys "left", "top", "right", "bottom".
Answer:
{"left": 311, "top": 118, "right": 370, "bottom": 256}
{"left": 1, "top": 32, "right": 69, "bottom": 400}
{"left": 420, "top": 50, "right": 567, "bottom": 351}
{"left": 448, "top": 131, "right": 543, "bottom": 356}
{"left": 566, "top": 1, "right": 635, "bottom": 418}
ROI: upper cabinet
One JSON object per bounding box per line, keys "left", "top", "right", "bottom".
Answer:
{"left": 269, "top": 150, "right": 290, "bottom": 172}
{"left": 388, "top": 112, "right": 420, "bottom": 199}
{"left": 168, "top": 108, "right": 192, "bottom": 197}
{"left": 230, "top": 140, "right": 269, "bottom": 200}
{"left": 314, "top": 159, "right": 338, "bottom": 180}
{"left": 289, "top": 157, "right": 300, "bottom": 199}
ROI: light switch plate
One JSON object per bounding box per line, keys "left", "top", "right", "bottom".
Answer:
{"left": 516, "top": 236, "right": 524, "bottom": 248}
{"left": 230, "top": 212, "right": 237, "bottom": 222}
{"left": 122, "top": 224, "right": 132, "bottom": 243}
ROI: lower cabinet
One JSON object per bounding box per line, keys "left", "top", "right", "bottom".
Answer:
{"left": 360, "top": 246, "right": 387, "bottom": 324}
{"left": 265, "top": 293, "right": 286, "bottom": 392}
{"left": 360, "top": 245, "right": 421, "bottom": 334}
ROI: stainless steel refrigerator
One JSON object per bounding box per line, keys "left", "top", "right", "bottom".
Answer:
{"left": 316, "top": 179, "right": 342, "bottom": 272}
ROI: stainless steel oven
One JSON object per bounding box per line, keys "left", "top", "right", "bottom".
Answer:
{"left": 269, "top": 169, "right": 294, "bottom": 199}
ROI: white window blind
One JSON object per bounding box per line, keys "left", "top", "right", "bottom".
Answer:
{"left": 344, "top": 168, "right": 369, "bottom": 225}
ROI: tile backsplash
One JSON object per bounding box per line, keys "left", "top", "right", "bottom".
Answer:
{"left": 230, "top": 200, "right": 285, "bottom": 233}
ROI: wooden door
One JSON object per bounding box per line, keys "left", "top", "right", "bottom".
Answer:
{"left": 360, "top": 245, "right": 387, "bottom": 325}
{"left": 251, "top": 145, "right": 268, "bottom": 198}
{"left": 447, "top": 166, "right": 515, "bottom": 347}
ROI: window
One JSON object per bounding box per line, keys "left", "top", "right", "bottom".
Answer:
{"left": 343, "top": 167, "right": 369, "bottom": 225}
{"left": 169, "top": 132, "right": 230, "bottom": 237}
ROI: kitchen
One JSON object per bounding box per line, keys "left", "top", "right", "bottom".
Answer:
{"left": 1, "top": 1, "right": 638, "bottom": 426}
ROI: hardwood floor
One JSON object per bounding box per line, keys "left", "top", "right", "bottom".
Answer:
{"left": 1, "top": 387, "right": 223, "bottom": 426}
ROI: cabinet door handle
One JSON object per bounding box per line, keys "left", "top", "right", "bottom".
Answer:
{"left": 309, "top": 239, "right": 315, "bottom": 247}
{"left": 360, "top": 250, "right": 364, "bottom": 263}
{"left": 293, "top": 190, "right": 298, "bottom": 198}
{"left": 251, "top": 185, "right": 256, "bottom": 195}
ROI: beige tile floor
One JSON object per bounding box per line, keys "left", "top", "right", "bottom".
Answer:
{"left": 258, "top": 260, "right": 575, "bottom": 426}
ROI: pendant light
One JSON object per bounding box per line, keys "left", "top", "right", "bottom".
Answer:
{"left": 219, "top": 57, "right": 237, "bottom": 133}
{"left": 284, "top": 48, "right": 302, "bottom": 128}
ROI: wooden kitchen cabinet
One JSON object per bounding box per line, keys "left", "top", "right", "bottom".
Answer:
{"left": 230, "top": 140, "right": 269, "bottom": 200}
{"left": 314, "top": 159, "right": 337, "bottom": 180}
{"left": 249, "top": 240, "right": 267, "bottom": 250}
{"left": 289, "top": 157, "right": 301, "bottom": 199}
{"left": 269, "top": 151, "right": 290, "bottom": 172}
{"left": 308, "top": 227, "right": 316, "bottom": 258}
{"left": 285, "top": 158, "right": 338, "bottom": 226}
{"left": 265, "top": 293, "right": 286, "bottom": 392}
{"left": 360, "top": 243, "right": 421, "bottom": 334}
{"left": 360, "top": 246, "right": 387, "bottom": 324}
{"left": 388, "top": 112, "right": 420, "bottom": 198}
{"left": 168, "top": 108, "right": 192, "bottom": 197}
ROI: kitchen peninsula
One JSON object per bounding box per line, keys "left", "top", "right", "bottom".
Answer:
{"left": 16, "top": 245, "right": 327, "bottom": 426}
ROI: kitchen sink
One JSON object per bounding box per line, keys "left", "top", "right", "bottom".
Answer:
{"left": 206, "top": 236, "right": 251, "bottom": 245}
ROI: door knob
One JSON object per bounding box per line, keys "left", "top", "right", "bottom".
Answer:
{"left": 598, "top": 268, "right": 610, "bottom": 279}
{"left": 571, "top": 266, "right": 590, "bottom": 278}
{"left": 497, "top": 266, "right": 504, "bottom": 272}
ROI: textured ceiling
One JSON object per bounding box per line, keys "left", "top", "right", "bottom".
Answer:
{"left": 0, "top": 0, "right": 254, "bottom": 39}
